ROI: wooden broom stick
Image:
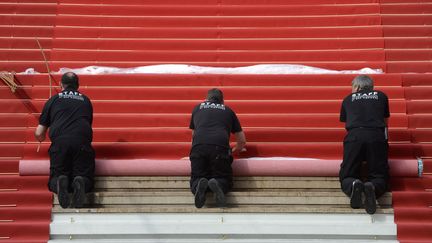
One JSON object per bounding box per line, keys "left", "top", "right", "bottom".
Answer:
{"left": 35, "top": 37, "right": 53, "bottom": 97}
{"left": 35, "top": 37, "right": 54, "bottom": 152}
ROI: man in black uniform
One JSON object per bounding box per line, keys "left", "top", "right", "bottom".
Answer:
{"left": 339, "top": 75, "right": 390, "bottom": 214}
{"left": 189, "top": 88, "right": 246, "bottom": 208}
{"left": 35, "top": 72, "right": 95, "bottom": 209}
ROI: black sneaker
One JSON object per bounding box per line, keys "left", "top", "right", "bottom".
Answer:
{"left": 194, "top": 178, "right": 208, "bottom": 208}
{"left": 57, "top": 175, "right": 70, "bottom": 209}
{"left": 350, "top": 179, "right": 364, "bottom": 209}
{"left": 208, "top": 178, "right": 226, "bottom": 208}
{"left": 364, "top": 182, "right": 377, "bottom": 215}
{"left": 72, "top": 176, "right": 86, "bottom": 208}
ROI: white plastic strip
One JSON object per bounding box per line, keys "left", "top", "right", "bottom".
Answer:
{"left": 21, "top": 64, "right": 383, "bottom": 75}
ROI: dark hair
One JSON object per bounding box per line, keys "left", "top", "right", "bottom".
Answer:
{"left": 61, "top": 72, "right": 79, "bottom": 90}
{"left": 206, "top": 88, "right": 224, "bottom": 104}
{"left": 352, "top": 75, "right": 374, "bottom": 91}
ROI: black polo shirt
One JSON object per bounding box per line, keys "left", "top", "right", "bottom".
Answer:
{"left": 340, "top": 90, "right": 390, "bottom": 130}
{"left": 39, "top": 89, "right": 93, "bottom": 143}
{"left": 189, "top": 100, "right": 242, "bottom": 148}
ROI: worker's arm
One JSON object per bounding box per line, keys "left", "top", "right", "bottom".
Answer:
{"left": 34, "top": 125, "right": 48, "bottom": 142}
{"left": 384, "top": 118, "right": 388, "bottom": 126}
{"left": 232, "top": 131, "right": 246, "bottom": 155}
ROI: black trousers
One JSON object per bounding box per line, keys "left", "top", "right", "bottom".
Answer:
{"left": 48, "top": 138, "right": 95, "bottom": 193}
{"left": 189, "top": 144, "right": 233, "bottom": 194}
{"left": 339, "top": 128, "right": 389, "bottom": 198}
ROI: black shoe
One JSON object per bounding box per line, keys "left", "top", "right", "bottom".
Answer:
{"left": 364, "top": 182, "right": 377, "bottom": 215}
{"left": 57, "top": 175, "right": 70, "bottom": 209}
{"left": 350, "top": 179, "right": 364, "bottom": 209}
{"left": 208, "top": 178, "right": 226, "bottom": 208}
{"left": 194, "top": 178, "right": 208, "bottom": 208}
{"left": 72, "top": 176, "right": 86, "bottom": 208}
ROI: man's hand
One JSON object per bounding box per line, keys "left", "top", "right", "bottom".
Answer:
{"left": 232, "top": 131, "right": 246, "bottom": 155}
{"left": 232, "top": 146, "right": 247, "bottom": 155}
{"left": 34, "top": 125, "right": 48, "bottom": 142}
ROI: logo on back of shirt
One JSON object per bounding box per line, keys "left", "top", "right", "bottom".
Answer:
{"left": 199, "top": 101, "right": 226, "bottom": 110}
{"left": 59, "top": 91, "right": 84, "bottom": 101}
{"left": 351, "top": 92, "right": 378, "bottom": 102}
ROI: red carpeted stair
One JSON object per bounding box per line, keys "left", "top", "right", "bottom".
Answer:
{"left": 0, "top": 0, "right": 431, "bottom": 242}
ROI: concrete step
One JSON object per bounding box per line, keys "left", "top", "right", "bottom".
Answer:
{"left": 52, "top": 177, "right": 393, "bottom": 214}
{"left": 93, "top": 176, "right": 342, "bottom": 189}
{"left": 48, "top": 213, "right": 397, "bottom": 242}
{"left": 53, "top": 190, "right": 392, "bottom": 206}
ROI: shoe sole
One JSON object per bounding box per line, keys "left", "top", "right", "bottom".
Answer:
{"left": 57, "top": 176, "right": 70, "bottom": 209}
{"left": 364, "top": 183, "right": 377, "bottom": 215}
{"left": 208, "top": 179, "right": 226, "bottom": 208}
{"left": 72, "top": 177, "right": 86, "bottom": 208}
{"left": 194, "top": 179, "right": 208, "bottom": 208}
{"left": 350, "top": 181, "right": 363, "bottom": 209}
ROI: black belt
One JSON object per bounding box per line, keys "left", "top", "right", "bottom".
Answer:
{"left": 349, "top": 127, "right": 385, "bottom": 132}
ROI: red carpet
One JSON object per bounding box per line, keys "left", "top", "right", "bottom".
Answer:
{"left": 0, "top": 0, "right": 431, "bottom": 242}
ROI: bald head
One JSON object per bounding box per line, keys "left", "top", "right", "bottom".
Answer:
{"left": 207, "top": 88, "right": 224, "bottom": 104}
{"left": 61, "top": 72, "right": 79, "bottom": 90}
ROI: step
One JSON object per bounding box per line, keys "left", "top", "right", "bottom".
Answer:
{"left": 56, "top": 4, "right": 381, "bottom": 16}
{"left": 0, "top": 113, "right": 410, "bottom": 129}
{"left": 48, "top": 49, "right": 384, "bottom": 62}
{"left": 0, "top": 26, "right": 54, "bottom": 38}
{"left": 411, "top": 129, "right": 432, "bottom": 143}
{"left": 0, "top": 15, "right": 56, "bottom": 26}
{"left": 86, "top": 113, "right": 410, "bottom": 128}
{"left": 20, "top": 142, "right": 416, "bottom": 159}
{"left": 0, "top": 114, "right": 28, "bottom": 128}
{"left": 48, "top": 213, "right": 396, "bottom": 241}
{"left": 385, "top": 37, "right": 432, "bottom": 49}
{"left": 52, "top": 26, "right": 385, "bottom": 38}
{"left": 383, "top": 26, "right": 432, "bottom": 37}
{"left": 0, "top": 86, "right": 406, "bottom": 101}
{"left": 423, "top": 159, "right": 432, "bottom": 174}
{"left": 392, "top": 191, "right": 432, "bottom": 207}
{"left": 52, "top": 190, "right": 392, "bottom": 207}
{"left": 381, "top": 14, "right": 432, "bottom": 25}
{"left": 0, "top": 206, "right": 51, "bottom": 222}
{"left": 0, "top": 190, "right": 52, "bottom": 206}
{"left": 404, "top": 87, "right": 432, "bottom": 100}
{"left": 402, "top": 74, "right": 432, "bottom": 86}
{"left": 386, "top": 50, "right": 432, "bottom": 61}
{"left": 386, "top": 61, "right": 432, "bottom": 73}
{"left": 0, "top": 175, "right": 48, "bottom": 190}
{"left": 0, "top": 99, "right": 407, "bottom": 114}
{"left": 51, "top": 204, "right": 394, "bottom": 214}
{"left": 57, "top": 0, "right": 380, "bottom": 4}
{"left": 0, "top": 160, "right": 18, "bottom": 173}
{"left": 396, "top": 222, "right": 432, "bottom": 242}
{"left": 51, "top": 38, "right": 384, "bottom": 51}
{"left": 14, "top": 127, "right": 411, "bottom": 143}
{"left": 91, "top": 177, "right": 348, "bottom": 190}
{"left": 0, "top": 38, "right": 52, "bottom": 49}
{"left": 55, "top": 15, "right": 381, "bottom": 28}
{"left": 0, "top": 3, "right": 58, "bottom": 15}
{"left": 0, "top": 222, "right": 49, "bottom": 241}
{"left": 380, "top": 3, "right": 432, "bottom": 14}
{"left": 407, "top": 100, "right": 432, "bottom": 114}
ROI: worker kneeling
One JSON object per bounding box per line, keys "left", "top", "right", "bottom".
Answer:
{"left": 189, "top": 88, "right": 246, "bottom": 208}
{"left": 35, "top": 72, "right": 95, "bottom": 209}
{"left": 339, "top": 75, "right": 390, "bottom": 214}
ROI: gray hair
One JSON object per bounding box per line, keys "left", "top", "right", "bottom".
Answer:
{"left": 352, "top": 75, "right": 374, "bottom": 91}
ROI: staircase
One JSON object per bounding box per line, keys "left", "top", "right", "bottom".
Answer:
{"left": 48, "top": 176, "right": 397, "bottom": 242}
{"left": 0, "top": 0, "right": 431, "bottom": 242}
